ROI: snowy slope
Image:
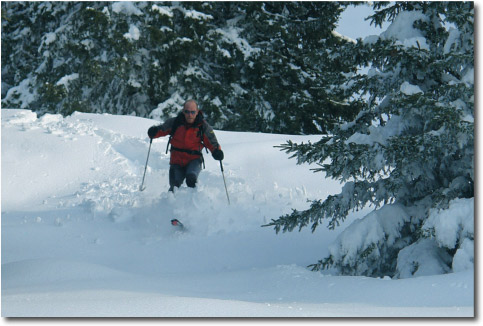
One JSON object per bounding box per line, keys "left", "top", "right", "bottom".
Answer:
{"left": 1, "top": 109, "right": 474, "bottom": 317}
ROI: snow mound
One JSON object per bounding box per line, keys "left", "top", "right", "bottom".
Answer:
{"left": 328, "top": 204, "right": 411, "bottom": 275}
{"left": 396, "top": 238, "right": 452, "bottom": 278}
{"left": 424, "top": 198, "right": 474, "bottom": 249}
{"left": 423, "top": 198, "right": 474, "bottom": 272}
{"left": 1, "top": 109, "right": 474, "bottom": 317}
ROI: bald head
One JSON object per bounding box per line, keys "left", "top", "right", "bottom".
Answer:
{"left": 184, "top": 100, "right": 198, "bottom": 111}
{"left": 183, "top": 99, "right": 199, "bottom": 124}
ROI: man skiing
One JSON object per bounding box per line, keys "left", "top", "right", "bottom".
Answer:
{"left": 147, "top": 100, "right": 224, "bottom": 192}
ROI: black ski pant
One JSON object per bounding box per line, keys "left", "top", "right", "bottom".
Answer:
{"left": 169, "top": 158, "right": 202, "bottom": 191}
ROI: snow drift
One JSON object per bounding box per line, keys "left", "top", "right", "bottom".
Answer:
{"left": 1, "top": 109, "right": 474, "bottom": 317}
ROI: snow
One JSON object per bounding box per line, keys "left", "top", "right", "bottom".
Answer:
{"left": 423, "top": 198, "right": 474, "bottom": 250}
{"left": 127, "top": 78, "right": 141, "bottom": 89}
{"left": 360, "top": 10, "right": 432, "bottom": 51}
{"left": 152, "top": 3, "right": 212, "bottom": 21}
{"left": 345, "top": 115, "right": 406, "bottom": 146}
{"left": 453, "top": 238, "right": 474, "bottom": 273}
{"left": 151, "top": 4, "right": 173, "bottom": 17}
{"left": 396, "top": 238, "right": 452, "bottom": 278}
{"left": 1, "top": 109, "right": 474, "bottom": 317}
{"left": 80, "top": 39, "right": 94, "bottom": 51}
{"left": 182, "top": 9, "right": 213, "bottom": 21}
{"left": 331, "top": 31, "right": 356, "bottom": 44}
{"left": 215, "top": 27, "right": 260, "bottom": 60}
{"left": 56, "top": 73, "right": 79, "bottom": 89}
{"left": 149, "top": 92, "right": 185, "bottom": 120}
{"left": 381, "top": 11, "right": 430, "bottom": 50}
{"left": 462, "top": 67, "right": 475, "bottom": 86}
{"left": 328, "top": 204, "right": 411, "bottom": 272}
{"left": 400, "top": 81, "right": 423, "bottom": 95}
{"left": 112, "top": 1, "right": 143, "bottom": 16}
{"left": 3, "top": 79, "right": 37, "bottom": 109}
{"left": 43, "top": 32, "right": 57, "bottom": 45}
{"left": 123, "top": 24, "right": 140, "bottom": 41}
{"left": 444, "top": 28, "right": 461, "bottom": 54}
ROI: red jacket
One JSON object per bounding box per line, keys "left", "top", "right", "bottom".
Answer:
{"left": 152, "top": 112, "right": 220, "bottom": 166}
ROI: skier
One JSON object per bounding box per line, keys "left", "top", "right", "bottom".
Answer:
{"left": 147, "top": 99, "right": 224, "bottom": 192}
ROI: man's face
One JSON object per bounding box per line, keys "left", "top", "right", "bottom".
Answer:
{"left": 183, "top": 102, "right": 198, "bottom": 124}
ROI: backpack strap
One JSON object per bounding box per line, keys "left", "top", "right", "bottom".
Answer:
{"left": 165, "top": 114, "right": 184, "bottom": 154}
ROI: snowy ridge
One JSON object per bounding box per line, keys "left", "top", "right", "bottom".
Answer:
{"left": 1, "top": 109, "right": 474, "bottom": 317}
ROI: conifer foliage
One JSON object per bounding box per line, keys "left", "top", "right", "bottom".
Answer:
{"left": 1, "top": 1, "right": 355, "bottom": 134}
{"left": 266, "top": 2, "right": 474, "bottom": 278}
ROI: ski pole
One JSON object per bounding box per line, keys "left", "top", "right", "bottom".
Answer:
{"left": 220, "top": 160, "right": 230, "bottom": 204}
{"left": 139, "top": 138, "right": 153, "bottom": 191}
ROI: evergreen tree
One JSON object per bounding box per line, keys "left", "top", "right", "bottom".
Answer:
{"left": 2, "top": 1, "right": 356, "bottom": 134}
{"left": 265, "top": 2, "right": 474, "bottom": 278}
{"left": 221, "top": 1, "right": 357, "bottom": 134}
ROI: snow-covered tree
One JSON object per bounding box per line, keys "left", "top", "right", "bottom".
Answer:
{"left": 224, "top": 2, "right": 356, "bottom": 134}
{"left": 266, "top": 2, "right": 474, "bottom": 278}
{"left": 150, "top": 1, "right": 358, "bottom": 134}
{"left": 2, "top": 1, "right": 356, "bottom": 134}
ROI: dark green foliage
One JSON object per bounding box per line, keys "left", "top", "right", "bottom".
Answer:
{"left": 2, "top": 1, "right": 357, "bottom": 134}
{"left": 265, "top": 2, "right": 474, "bottom": 277}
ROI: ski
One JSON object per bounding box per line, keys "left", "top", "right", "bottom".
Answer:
{"left": 171, "top": 218, "right": 186, "bottom": 231}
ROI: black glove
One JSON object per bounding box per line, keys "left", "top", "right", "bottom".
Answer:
{"left": 148, "top": 126, "right": 159, "bottom": 139}
{"left": 212, "top": 149, "right": 224, "bottom": 161}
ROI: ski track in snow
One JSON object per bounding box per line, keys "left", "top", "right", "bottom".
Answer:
{"left": 1, "top": 110, "right": 474, "bottom": 317}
